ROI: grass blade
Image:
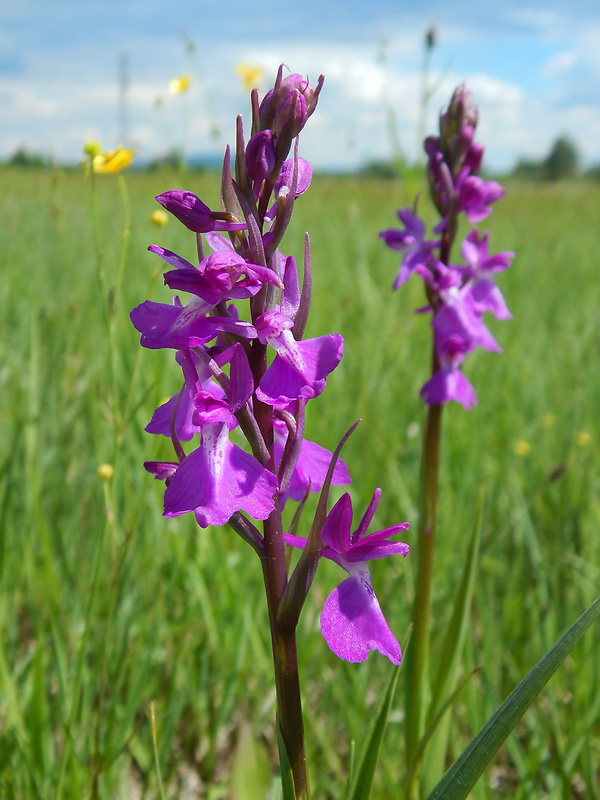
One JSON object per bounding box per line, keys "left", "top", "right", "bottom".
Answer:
{"left": 345, "top": 664, "right": 400, "bottom": 800}
{"left": 426, "top": 596, "right": 600, "bottom": 800}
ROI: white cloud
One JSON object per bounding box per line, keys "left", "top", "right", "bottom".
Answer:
{"left": 543, "top": 50, "right": 578, "bottom": 77}
{"left": 3, "top": 5, "right": 600, "bottom": 172}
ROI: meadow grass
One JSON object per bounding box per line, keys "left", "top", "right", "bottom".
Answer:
{"left": 0, "top": 165, "right": 599, "bottom": 799}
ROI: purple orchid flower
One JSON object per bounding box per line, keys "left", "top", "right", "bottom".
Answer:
{"left": 163, "top": 422, "right": 277, "bottom": 528}
{"left": 433, "top": 284, "right": 502, "bottom": 354}
{"left": 460, "top": 229, "right": 513, "bottom": 320}
{"left": 161, "top": 248, "right": 282, "bottom": 303}
{"left": 285, "top": 490, "right": 409, "bottom": 664}
{"left": 379, "top": 205, "right": 439, "bottom": 289}
{"left": 455, "top": 171, "right": 506, "bottom": 223}
{"left": 255, "top": 310, "right": 344, "bottom": 407}
{"left": 420, "top": 334, "right": 477, "bottom": 409}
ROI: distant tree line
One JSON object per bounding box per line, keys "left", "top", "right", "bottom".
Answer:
{"left": 512, "top": 135, "right": 600, "bottom": 181}
{"left": 4, "top": 137, "right": 600, "bottom": 181}
{"left": 2, "top": 147, "right": 48, "bottom": 169}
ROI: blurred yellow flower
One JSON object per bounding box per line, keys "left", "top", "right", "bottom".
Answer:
{"left": 514, "top": 440, "right": 531, "bottom": 457}
{"left": 97, "top": 463, "right": 114, "bottom": 481}
{"left": 237, "top": 62, "right": 263, "bottom": 90}
{"left": 150, "top": 209, "right": 169, "bottom": 227}
{"left": 169, "top": 74, "right": 192, "bottom": 94}
{"left": 92, "top": 144, "right": 135, "bottom": 174}
{"left": 542, "top": 413, "right": 556, "bottom": 429}
{"left": 575, "top": 431, "right": 590, "bottom": 447}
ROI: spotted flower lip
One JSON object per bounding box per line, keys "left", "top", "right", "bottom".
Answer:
{"left": 284, "top": 490, "right": 409, "bottom": 664}
{"left": 163, "top": 422, "right": 277, "bottom": 528}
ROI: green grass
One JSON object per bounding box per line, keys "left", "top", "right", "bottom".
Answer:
{"left": 0, "top": 165, "right": 599, "bottom": 799}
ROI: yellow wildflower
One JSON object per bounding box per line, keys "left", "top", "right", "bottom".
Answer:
{"left": 97, "top": 463, "right": 114, "bottom": 481}
{"left": 169, "top": 74, "right": 192, "bottom": 94}
{"left": 542, "top": 413, "right": 556, "bottom": 429}
{"left": 237, "top": 62, "right": 263, "bottom": 91}
{"left": 514, "top": 440, "right": 531, "bottom": 457}
{"left": 92, "top": 144, "right": 135, "bottom": 174}
{"left": 575, "top": 431, "right": 590, "bottom": 447}
{"left": 150, "top": 209, "right": 169, "bottom": 227}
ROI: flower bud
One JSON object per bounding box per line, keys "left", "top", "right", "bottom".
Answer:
{"left": 245, "top": 130, "right": 276, "bottom": 185}
{"left": 439, "top": 84, "right": 479, "bottom": 175}
{"left": 156, "top": 191, "right": 247, "bottom": 233}
{"left": 258, "top": 67, "right": 324, "bottom": 136}
{"left": 97, "top": 463, "right": 114, "bottom": 481}
{"left": 273, "top": 89, "right": 308, "bottom": 140}
{"left": 84, "top": 139, "right": 102, "bottom": 158}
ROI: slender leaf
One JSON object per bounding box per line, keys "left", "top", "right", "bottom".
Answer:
{"left": 428, "top": 487, "right": 484, "bottom": 724}
{"left": 276, "top": 713, "right": 296, "bottom": 800}
{"left": 427, "top": 596, "right": 600, "bottom": 800}
{"left": 345, "top": 664, "right": 400, "bottom": 800}
{"left": 230, "top": 720, "right": 272, "bottom": 800}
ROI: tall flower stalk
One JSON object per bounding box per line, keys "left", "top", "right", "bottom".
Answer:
{"left": 132, "top": 66, "right": 410, "bottom": 798}
{"left": 381, "top": 85, "right": 513, "bottom": 797}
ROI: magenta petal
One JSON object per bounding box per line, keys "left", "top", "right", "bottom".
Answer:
{"left": 320, "top": 493, "right": 353, "bottom": 554}
{"left": 145, "top": 390, "right": 199, "bottom": 441}
{"left": 346, "top": 534, "right": 410, "bottom": 562}
{"left": 163, "top": 424, "right": 277, "bottom": 527}
{"left": 149, "top": 244, "right": 196, "bottom": 270}
{"left": 320, "top": 574, "right": 402, "bottom": 665}
{"left": 144, "top": 461, "right": 178, "bottom": 481}
{"left": 130, "top": 298, "right": 216, "bottom": 349}
{"left": 256, "top": 333, "right": 344, "bottom": 407}
{"left": 228, "top": 344, "right": 254, "bottom": 412}
{"left": 472, "top": 280, "right": 512, "bottom": 320}
{"left": 275, "top": 156, "right": 313, "bottom": 198}
{"left": 280, "top": 437, "right": 351, "bottom": 506}
{"left": 420, "top": 368, "right": 478, "bottom": 409}
{"left": 163, "top": 268, "right": 222, "bottom": 305}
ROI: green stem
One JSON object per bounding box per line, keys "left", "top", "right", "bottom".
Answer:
{"left": 405, "top": 390, "right": 443, "bottom": 798}
{"left": 261, "top": 506, "right": 310, "bottom": 800}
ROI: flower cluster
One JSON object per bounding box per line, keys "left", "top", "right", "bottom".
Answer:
{"left": 380, "top": 85, "right": 513, "bottom": 408}
{"left": 132, "top": 66, "right": 409, "bottom": 663}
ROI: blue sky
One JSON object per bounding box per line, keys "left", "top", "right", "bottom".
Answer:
{"left": 2, "top": 1, "right": 600, "bottom": 171}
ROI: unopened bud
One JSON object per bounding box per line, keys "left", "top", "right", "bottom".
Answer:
{"left": 245, "top": 130, "right": 276, "bottom": 184}
{"left": 273, "top": 89, "right": 308, "bottom": 140}
{"left": 97, "top": 463, "right": 114, "bottom": 481}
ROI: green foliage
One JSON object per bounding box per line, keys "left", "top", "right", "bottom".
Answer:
{"left": 2, "top": 147, "right": 47, "bottom": 169}
{"left": 427, "top": 597, "right": 600, "bottom": 800}
{"left": 345, "top": 665, "right": 400, "bottom": 800}
{"left": 543, "top": 136, "right": 579, "bottom": 181}
{"left": 512, "top": 135, "right": 579, "bottom": 181}
{"left": 0, "top": 168, "right": 599, "bottom": 798}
